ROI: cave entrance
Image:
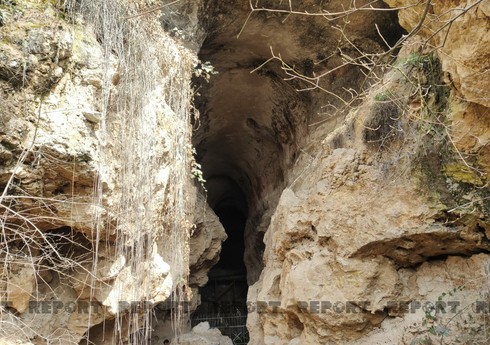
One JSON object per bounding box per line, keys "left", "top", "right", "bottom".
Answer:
{"left": 191, "top": 177, "right": 250, "bottom": 344}
{"left": 189, "top": 2, "right": 407, "bottom": 343}
{"left": 195, "top": 204, "right": 248, "bottom": 315}
{"left": 211, "top": 205, "right": 247, "bottom": 275}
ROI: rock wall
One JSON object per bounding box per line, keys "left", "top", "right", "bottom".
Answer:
{"left": 0, "top": 0, "right": 220, "bottom": 344}
{"left": 247, "top": 1, "right": 490, "bottom": 344}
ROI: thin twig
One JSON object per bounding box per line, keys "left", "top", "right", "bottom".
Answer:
{"left": 121, "top": 0, "right": 181, "bottom": 20}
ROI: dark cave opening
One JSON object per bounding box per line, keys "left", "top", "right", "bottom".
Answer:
{"left": 194, "top": 203, "right": 249, "bottom": 315}
{"left": 195, "top": 176, "right": 250, "bottom": 315}
{"left": 191, "top": 179, "right": 250, "bottom": 344}
{"left": 211, "top": 205, "right": 247, "bottom": 274}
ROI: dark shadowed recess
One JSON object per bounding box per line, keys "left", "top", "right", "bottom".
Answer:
{"left": 191, "top": 0, "right": 406, "bottom": 286}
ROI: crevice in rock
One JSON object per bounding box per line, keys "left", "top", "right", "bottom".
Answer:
{"left": 194, "top": 177, "right": 249, "bottom": 312}
{"left": 79, "top": 317, "right": 130, "bottom": 345}
{"left": 190, "top": 177, "right": 250, "bottom": 342}
{"left": 79, "top": 319, "right": 110, "bottom": 345}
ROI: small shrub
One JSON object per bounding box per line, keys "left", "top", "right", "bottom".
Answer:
{"left": 374, "top": 93, "right": 389, "bottom": 102}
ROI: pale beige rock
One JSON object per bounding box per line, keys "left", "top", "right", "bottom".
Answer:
{"left": 189, "top": 192, "right": 227, "bottom": 287}
{"left": 249, "top": 44, "right": 490, "bottom": 342}
{"left": 0, "top": 1, "right": 199, "bottom": 344}
{"left": 350, "top": 254, "right": 490, "bottom": 345}
{"left": 385, "top": 0, "right": 490, "bottom": 108}
{"left": 1, "top": 1, "right": 489, "bottom": 345}
{"left": 100, "top": 248, "right": 173, "bottom": 314}
{"left": 0, "top": 282, "right": 106, "bottom": 345}
{"left": 5, "top": 262, "right": 36, "bottom": 314}
{"left": 172, "top": 322, "right": 233, "bottom": 345}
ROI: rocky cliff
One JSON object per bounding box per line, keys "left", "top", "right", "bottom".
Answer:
{"left": 245, "top": 1, "right": 490, "bottom": 344}
{"left": 0, "top": 0, "right": 489, "bottom": 345}
{"left": 0, "top": 0, "right": 209, "bottom": 343}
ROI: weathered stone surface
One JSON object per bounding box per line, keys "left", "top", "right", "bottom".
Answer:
{"left": 0, "top": 279, "right": 107, "bottom": 344}
{"left": 349, "top": 254, "right": 490, "bottom": 345}
{"left": 386, "top": 0, "right": 490, "bottom": 108}
{"left": 189, "top": 192, "right": 227, "bottom": 287}
{"left": 3, "top": 262, "right": 36, "bottom": 313}
{"left": 0, "top": 1, "right": 199, "bottom": 344}
{"left": 247, "top": 32, "right": 490, "bottom": 344}
{"left": 249, "top": 174, "right": 490, "bottom": 343}
{"left": 193, "top": 0, "right": 406, "bottom": 286}
{"left": 97, "top": 247, "right": 173, "bottom": 314}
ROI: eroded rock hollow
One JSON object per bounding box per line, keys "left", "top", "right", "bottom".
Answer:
{"left": 192, "top": 0, "right": 404, "bottom": 283}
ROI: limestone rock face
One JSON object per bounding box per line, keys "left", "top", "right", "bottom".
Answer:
{"left": 385, "top": 0, "right": 490, "bottom": 108}
{"left": 383, "top": 0, "right": 490, "bottom": 179}
{"left": 1, "top": 4, "right": 108, "bottom": 342}
{"left": 1, "top": 0, "right": 489, "bottom": 345}
{"left": 189, "top": 192, "right": 227, "bottom": 287}
{"left": 246, "top": 3, "right": 490, "bottom": 340}
{"left": 0, "top": 0, "right": 200, "bottom": 344}
{"left": 248, "top": 158, "right": 490, "bottom": 343}
{"left": 3, "top": 262, "right": 36, "bottom": 314}
{"left": 193, "top": 0, "right": 406, "bottom": 286}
